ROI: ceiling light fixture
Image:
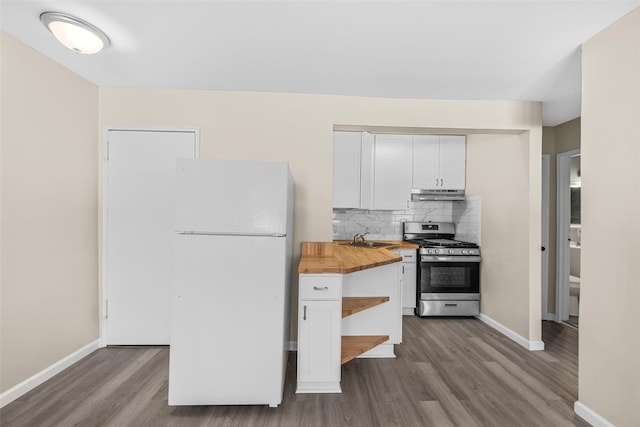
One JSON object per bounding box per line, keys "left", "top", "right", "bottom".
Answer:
{"left": 40, "top": 11, "right": 110, "bottom": 54}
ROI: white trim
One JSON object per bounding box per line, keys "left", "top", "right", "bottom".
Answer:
{"left": 296, "top": 381, "right": 342, "bottom": 394}
{"left": 541, "top": 154, "right": 551, "bottom": 320}
{"left": 288, "top": 341, "right": 297, "bottom": 352}
{"left": 101, "top": 126, "right": 200, "bottom": 345}
{"left": 574, "top": 401, "right": 615, "bottom": 427}
{"left": 0, "top": 340, "right": 99, "bottom": 408}
{"left": 478, "top": 314, "right": 545, "bottom": 351}
{"left": 542, "top": 312, "right": 557, "bottom": 322}
{"left": 555, "top": 149, "right": 580, "bottom": 323}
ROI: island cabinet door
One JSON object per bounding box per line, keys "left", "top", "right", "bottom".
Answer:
{"left": 297, "top": 300, "right": 341, "bottom": 384}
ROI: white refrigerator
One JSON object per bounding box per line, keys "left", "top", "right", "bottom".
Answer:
{"left": 168, "top": 158, "right": 294, "bottom": 407}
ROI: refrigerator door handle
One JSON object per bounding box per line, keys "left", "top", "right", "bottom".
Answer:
{"left": 176, "top": 231, "right": 286, "bottom": 238}
{"left": 303, "top": 305, "right": 307, "bottom": 321}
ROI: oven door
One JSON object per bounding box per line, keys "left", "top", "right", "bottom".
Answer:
{"left": 418, "top": 256, "right": 480, "bottom": 298}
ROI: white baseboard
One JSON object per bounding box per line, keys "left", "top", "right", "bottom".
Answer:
{"left": 288, "top": 340, "right": 297, "bottom": 352}
{"left": 478, "top": 314, "right": 545, "bottom": 351}
{"left": 574, "top": 401, "right": 615, "bottom": 427}
{"left": 0, "top": 339, "right": 99, "bottom": 408}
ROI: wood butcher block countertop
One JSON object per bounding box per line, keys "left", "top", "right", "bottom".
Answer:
{"left": 298, "top": 241, "right": 418, "bottom": 274}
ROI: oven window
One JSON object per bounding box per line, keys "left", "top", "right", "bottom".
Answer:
{"left": 429, "top": 266, "right": 469, "bottom": 287}
{"left": 420, "top": 261, "right": 479, "bottom": 293}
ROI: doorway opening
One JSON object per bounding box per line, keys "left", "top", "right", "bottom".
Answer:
{"left": 556, "top": 149, "right": 581, "bottom": 328}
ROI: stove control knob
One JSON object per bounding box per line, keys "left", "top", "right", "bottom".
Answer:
{"left": 448, "top": 249, "right": 454, "bottom": 254}
{"left": 461, "top": 250, "right": 467, "bottom": 254}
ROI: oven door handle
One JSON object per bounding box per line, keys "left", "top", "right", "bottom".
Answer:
{"left": 421, "top": 256, "right": 481, "bottom": 263}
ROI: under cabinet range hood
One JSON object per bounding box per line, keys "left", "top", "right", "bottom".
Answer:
{"left": 411, "top": 188, "right": 465, "bottom": 201}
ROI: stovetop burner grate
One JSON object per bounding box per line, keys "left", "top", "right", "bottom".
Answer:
{"left": 421, "top": 239, "right": 479, "bottom": 248}
{"left": 405, "top": 238, "right": 479, "bottom": 249}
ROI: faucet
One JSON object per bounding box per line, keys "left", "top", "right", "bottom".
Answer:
{"left": 352, "top": 231, "right": 369, "bottom": 244}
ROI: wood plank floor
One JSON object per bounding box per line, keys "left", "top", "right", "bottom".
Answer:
{"left": 1, "top": 318, "right": 589, "bottom": 427}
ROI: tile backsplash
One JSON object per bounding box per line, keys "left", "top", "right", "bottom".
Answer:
{"left": 333, "top": 196, "right": 481, "bottom": 244}
{"left": 452, "top": 196, "right": 481, "bottom": 244}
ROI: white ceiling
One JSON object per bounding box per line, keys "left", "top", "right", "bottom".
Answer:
{"left": 2, "top": 1, "right": 639, "bottom": 126}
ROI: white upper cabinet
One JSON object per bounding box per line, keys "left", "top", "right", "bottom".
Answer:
{"left": 334, "top": 132, "right": 464, "bottom": 209}
{"left": 438, "top": 135, "right": 466, "bottom": 190}
{"left": 411, "top": 135, "right": 440, "bottom": 189}
{"left": 332, "top": 131, "right": 374, "bottom": 209}
{"left": 373, "top": 134, "right": 412, "bottom": 210}
{"left": 333, "top": 131, "right": 362, "bottom": 209}
{"left": 412, "top": 135, "right": 466, "bottom": 190}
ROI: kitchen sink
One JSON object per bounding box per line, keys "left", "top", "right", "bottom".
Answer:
{"left": 341, "top": 241, "right": 394, "bottom": 249}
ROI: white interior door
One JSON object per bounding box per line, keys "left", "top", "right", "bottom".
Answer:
{"left": 104, "top": 129, "right": 198, "bottom": 345}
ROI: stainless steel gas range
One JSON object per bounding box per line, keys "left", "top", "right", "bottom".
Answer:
{"left": 403, "top": 221, "right": 481, "bottom": 317}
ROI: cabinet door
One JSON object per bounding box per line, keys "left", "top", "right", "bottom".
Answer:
{"left": 359, "top": 132, "right": 375, "bottom": 210}
{"left": 298, "top": 300, "right": 341, "bottom": 384}
{"left": 333, "top": 131, "right": 362, "bottom": 208}
{"left": 401, "top": 262, "right": 417, "bottom": 313}
{"left": 373, "top": 135, "right": 412, "bottom": 210}
{"left": 438, "top": 135, "right": 466, "bottom": 190}
{"left": 412, "top": 135, "right": 440, "bottom": 189}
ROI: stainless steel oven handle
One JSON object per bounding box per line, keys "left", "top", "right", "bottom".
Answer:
{"left": 420, "top": 256, "right": 481, "bottom": 263}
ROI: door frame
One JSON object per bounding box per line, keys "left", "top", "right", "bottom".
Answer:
{"left": 100, "top": 126, "right": 200, "bottom": 346}
{"left": 541, "top": 154, "right": 553, "bottom": 320}
{"left": 555, "top": 148, "right": 580, "bottom": 323}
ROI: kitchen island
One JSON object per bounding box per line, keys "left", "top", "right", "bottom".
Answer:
{"left": 296, "top": 241, "right": 417, "bottom": 393}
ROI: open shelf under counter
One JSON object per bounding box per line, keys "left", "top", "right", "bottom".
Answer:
{"left": 341, "top": 296, "right": 389, "bottom": 318}
{"left": 341, "top": 335, "right": 389, "bottom": 365}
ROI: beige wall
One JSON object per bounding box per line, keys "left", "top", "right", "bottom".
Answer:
{"left": 580, "top": 8, "right": 640, "bottom": 426}
{"left": 542, "top": 117, "right": 581, "bottom": 315}
{"left": 100, "top": 88, "right": 543, "bottom": 342}
{"left": 0, "top": 34, "right": 99, "bottom": 393}
{"left": 555, "top": 117, "right": 581, "bottom": 154}
{"left": 467, "top": 133, "right": 538, "bottom": 338}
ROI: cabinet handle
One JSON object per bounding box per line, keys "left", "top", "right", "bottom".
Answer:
{"left": 402, "top": 265, "right": 405, "bottom": 274}
{"left": 435, "top": 178, "right": 439, "bottom": 187}
{"left": 303, "top": 305, "right": 307, "bottom": 320}
{"left": 440, "top": 178, "right": 444, "bottom": 186}
{"left": 313, "top": 286, "right": 328, "bottom": 291}
{"left": 444, "top": 303, "right": 458, "bottom": 307}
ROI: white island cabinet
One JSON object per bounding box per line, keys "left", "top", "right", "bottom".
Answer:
{"left": 296, "top": 247, "right": 402, "bottom": 394}
{"left": 296, "top": 275, "right": 342, "bottom": 393}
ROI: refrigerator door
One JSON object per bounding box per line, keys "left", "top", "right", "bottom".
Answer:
{"left": 169, "top": 234, "right": 290, "bottom": 406}
{"left": 175, "top": 158, "right": 293, "bottom": 236}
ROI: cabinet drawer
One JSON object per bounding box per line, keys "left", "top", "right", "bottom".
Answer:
{"left": 299, "top": 275, "right": 341, "bottom": 300}
{"left": 400, "top": 252, "right": 416, "bottom": 263}
{"left": 394, "top": 249, "right": 417, "bottom": 263}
